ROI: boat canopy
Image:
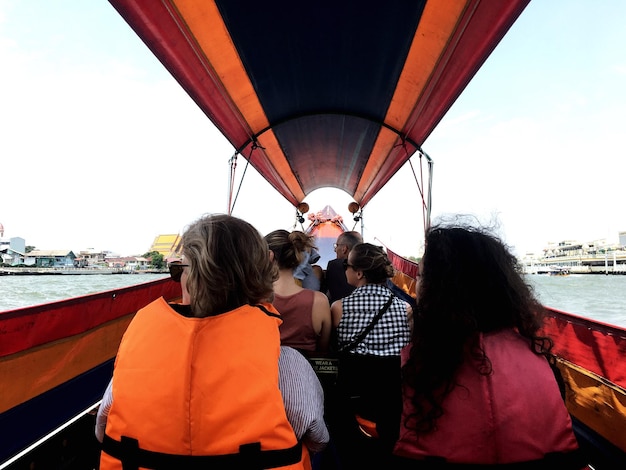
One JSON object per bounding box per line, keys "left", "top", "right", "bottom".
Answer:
{"left": 109, "top": 0, "right": 529, "bottom": 208}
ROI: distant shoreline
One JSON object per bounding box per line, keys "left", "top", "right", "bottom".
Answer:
{"left": 0, "top": 267, "right": 166, "bottom": 276}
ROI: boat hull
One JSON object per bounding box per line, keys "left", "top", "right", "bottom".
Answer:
{"left": 0, "top": 277, "right": 181, "bottom": 466}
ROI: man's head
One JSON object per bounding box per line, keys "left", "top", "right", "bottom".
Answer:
{"left": 334, "top": 231, "right": 363, "bottom": 259}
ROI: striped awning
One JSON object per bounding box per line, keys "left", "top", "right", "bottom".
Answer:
{"left": 109, "top": 0, "right": 530, "bottom": 207}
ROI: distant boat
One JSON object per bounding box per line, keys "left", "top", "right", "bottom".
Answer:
{"left": 549, "top": 267, "right": 570, "bottom": 276}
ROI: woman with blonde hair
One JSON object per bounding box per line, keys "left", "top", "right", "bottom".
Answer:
{"left": 265, "top": 229, "right": 331, "bottom": 355}
{"left": 97, "top": 215, "right": 328, "bottom": 469}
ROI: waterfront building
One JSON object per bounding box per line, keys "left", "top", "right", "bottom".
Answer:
{"left": 522, "top": 237, "right": 626, "bottom": 275}
{"left": 0, "top": 234, "right": 26, "bottom": 266}
{"left": 0, "top": 244, "right": 26, "bottom": 266}
{"left": 75, "top": 248, "right": 113, "bottom": 267}
{"left": 24, "top": 250, "right": 77, "bottom": 268}
{"left": 106, "top": 256, "right": 150, "bottom": 270}
{"left": 149, "top": 233, "right": 182, "bottom": 258}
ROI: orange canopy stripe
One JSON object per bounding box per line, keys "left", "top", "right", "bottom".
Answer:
{"left": 171, "top": 0, "right": 305, "bottom": 203}
{"left": 354, "top": 0, "right": 468, "bottom": 202}
{"left": 108, "top": 0, "right": 530, "bottom": 208}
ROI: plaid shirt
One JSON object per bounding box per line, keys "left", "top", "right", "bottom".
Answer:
{"left": 337, "top": 284, "right": 411, "bottom": 356}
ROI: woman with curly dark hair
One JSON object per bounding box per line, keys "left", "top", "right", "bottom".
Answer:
{"left": 393, "top": 223, "right": 585, "bottom": 468}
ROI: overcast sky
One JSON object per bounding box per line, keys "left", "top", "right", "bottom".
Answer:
{"left": 1, "top": 1, "right": 625, "bottom": 258}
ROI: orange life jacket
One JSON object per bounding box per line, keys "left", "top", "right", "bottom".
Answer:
{"left": 394, "top": 329, "right": 581, "bottom": 466}
{"left": 100, "top": 297, "right": 306, "bottom": 470}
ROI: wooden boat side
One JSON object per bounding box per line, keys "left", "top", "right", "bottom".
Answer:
{"left": 542, "top": 308, "right": 626, "bottom": 465}
{"left": 557, "top": 358, "right": 626, "bottom": 455}
{"left": 0, "top": 278, "right": 181, "bottom": 465}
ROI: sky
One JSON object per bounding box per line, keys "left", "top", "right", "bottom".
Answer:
{"left": 1, "top": 1, "right": 625, "bottom": 258}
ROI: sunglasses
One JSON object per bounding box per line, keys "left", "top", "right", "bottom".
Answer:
{"left": 343, "top": 259, "right": 355, "bottom": 271}
{"left": 168, "top": 262, "right": 189, "bottom": 282}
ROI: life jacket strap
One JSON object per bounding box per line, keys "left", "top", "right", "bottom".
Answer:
{"left": 102, "top": 434, "right": 302, "bottom": 470}
{"left": 254, "top": 303, "right": 282, "bottom": 319}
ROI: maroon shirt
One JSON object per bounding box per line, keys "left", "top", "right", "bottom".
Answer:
{"left": 273, "top": 289, "right": 317, "bottom": 352}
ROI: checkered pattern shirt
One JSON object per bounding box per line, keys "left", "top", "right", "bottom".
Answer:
{"left": 337, "top": 284, "right": 411, "bottom": 356}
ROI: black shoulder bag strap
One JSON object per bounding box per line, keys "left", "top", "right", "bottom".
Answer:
{"left": 338, "top": 294, "right": 395, "bottom": 354}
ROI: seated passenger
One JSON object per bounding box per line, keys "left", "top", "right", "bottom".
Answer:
{"left": 393, "top": 222, "right": 585, "bottom": 468}
{"left": 265, "top": 229, "right": 332, "bottom": 355}
{"left": 96, "top": 215, "right": 328, "bottom": 470}
{"left": 325, "top": 231, "right": 363, "bottom": 304}
{"left": 97, "top": 345, "right": 329, "bottom": 455}
{"left": 330, "top": 242, "right": 411, "bottom": 468}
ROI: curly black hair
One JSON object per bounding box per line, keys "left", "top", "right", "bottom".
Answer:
{"left": 401, "top": 222, "right": 553, "bottom": 434}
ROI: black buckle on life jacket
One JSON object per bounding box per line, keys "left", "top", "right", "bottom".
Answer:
{"left": 119, "top": 436, "right": 140, "bottom": 470}
{"left": 102, "top": 434, "right": 301, "bottom": 469}
{"left": 239, "top": 442, "right": 263, "bottom": 470}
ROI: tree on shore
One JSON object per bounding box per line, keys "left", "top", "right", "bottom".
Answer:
{"left": 143, "top": 251, "right": 165, "bottom": 269}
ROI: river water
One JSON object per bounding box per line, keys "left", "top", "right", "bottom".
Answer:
{"left": 1, "top": 273, "right": 625, "bottom": 328}
{"left": 0, "top": 273, "right": 169, "bottom": 312}
{"left": 526, "top": 273, "right": 626, "bottom": 328}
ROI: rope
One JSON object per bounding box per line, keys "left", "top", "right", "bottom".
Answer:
{"left": 229, "top": 142, "right": 259, "bottom": 214}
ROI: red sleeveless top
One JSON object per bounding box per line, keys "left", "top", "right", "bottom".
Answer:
{"left": 273, "top": 289, "right": 317, "bottom": 352}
